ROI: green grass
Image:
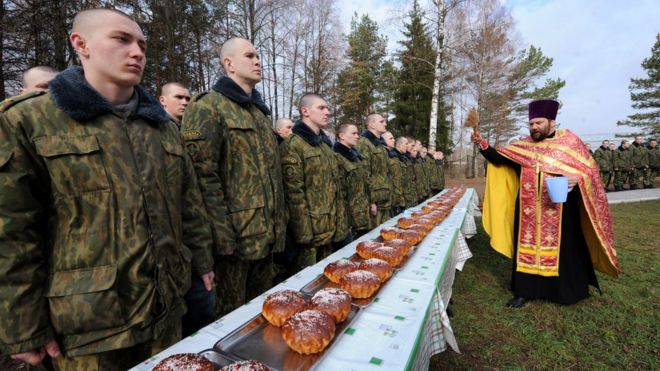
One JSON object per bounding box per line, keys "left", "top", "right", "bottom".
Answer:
{"left": 430, "top": 200, "right": 660, "bottom": 370}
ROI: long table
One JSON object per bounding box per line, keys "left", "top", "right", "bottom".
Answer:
{"left": 131, "top": 188, "right": 480, "bottom": 371}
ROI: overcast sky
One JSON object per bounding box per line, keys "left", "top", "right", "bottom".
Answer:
{"left": 338, "top": 0, "right": 659, "bottom": 138}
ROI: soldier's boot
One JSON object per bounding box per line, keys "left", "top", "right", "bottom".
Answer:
{"left": 614, "top": 186, "right": 622, "bottom": 192}
{"left": 630, "top": 184, "right": 637, "bottom": 190}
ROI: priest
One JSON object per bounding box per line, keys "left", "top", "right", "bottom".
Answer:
{"left": 471, "top": 100, "right": 620, "bottom": 308}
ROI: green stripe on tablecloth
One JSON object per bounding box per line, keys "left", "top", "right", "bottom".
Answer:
{"left": 404, "top": 293, "right": 434, "bottom": 371}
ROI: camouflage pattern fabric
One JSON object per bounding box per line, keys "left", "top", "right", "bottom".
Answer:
{"left": 334, "top": 147, "right": 370, "bottom": 233}
{"left": 593, "top": 146, "right": 614, "bottom": 188}
{"left": 181, "top": 90, "right": 287, "bottom": 260}
{"left": 630, "top": 143, "right": 650, "bottom": 188}
{"left": 0, "top": 74, "right": 212, "bottom": 358}
{"left": 412, "top": 158, "right": 430, "bottom": 201}
{"left": 400, "top": 155, "right": 419, "bottom": 208}
{"left": 214, "top": 254, "right": 273, "bottom": 317}
{"left": 356, "top": 134, "right": 392, "bottom": 228}
{"left": 423, "top": 156, "right": 442, "bottom": 192}
{"left": 388, "top": 153, "right": 406, "bottom": 211}
{"left": 614, "top": 147, "right": 633, "bottom": 188}
{"left": 51, "top": 318, "right": 181, "bottom": 371}
{"left": 280, "top": 124, "right": 344, "bottom": 252}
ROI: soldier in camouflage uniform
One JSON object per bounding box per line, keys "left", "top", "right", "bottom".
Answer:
{"left": 357, "top": 114, "right": 393, "bottom": 228}
{"left": 630, "top": 136, "right": 650, "bottom": 189}
{"left": 424, "top": 147, "right": 442, "bottom": 195}
{"left": 334, "top": 123, "right": 370, "bottom": 239}
{"left": 393, "top": 137, "right": 417, "bottom": 208}
{"left": 434, "top": 150, "right": 446, "bottom": 191}
{"left": 382, "top": 131, "right": 405, "bottom": 215}
{"left": 281, "top": 94, "right": 347, "bottom": 271}
{"left": 181, "top": 38, "right": 287, "bottom": 317}
{"left": 0, "top": 9, "right": 214, "bottom": 370}
{"left": 614, "top": 140, "right": 633, "bottom": 191}
{"left": 411, "top": 141, "right": 430, "bottom": 202}
{"left": 593, "top": 139, "right": 614, "bottom": 191}
{"left": 648, "top": 139, "right": 659, "bottom": 188}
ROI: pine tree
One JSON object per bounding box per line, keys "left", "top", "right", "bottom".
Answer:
{"left": 391, "top": 2, "right": 451, "bottom": 151}
{"left": 618, "top": 33, "right": 660, "bottom": 135}
{"left": 336, "top": 14, "right": 387, "bottom": 126}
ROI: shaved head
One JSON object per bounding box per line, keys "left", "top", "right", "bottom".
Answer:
{"left": 298, "top": 93, "right": 325, "bottom": 115}
{"left": 20, "top": 66, "right": 57, "bottom": 93}
{"left": 219, "top": 37, "right": 251, "bottom": 70}
{"left": 337, "top": 123, "right": 357, "bottom": 135}
{"left": 72, "top": 8, "right": 135, "bottom": 36}
{"left": 160, "top": 82, "right": 187, "bottom": 96}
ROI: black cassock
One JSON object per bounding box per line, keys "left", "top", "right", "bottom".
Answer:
{"left": 480, "top": 145, "right": 599, "bottom": 305}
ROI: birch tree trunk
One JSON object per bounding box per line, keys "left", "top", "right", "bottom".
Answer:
{"left": 428, "top": 0, "right": 445, "bottom": 151}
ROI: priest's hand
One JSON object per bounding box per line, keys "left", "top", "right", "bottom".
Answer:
{"left": 565, "top": 174, "right": 579, "bottom": 192}
{"left": 370, "top": 203, "right": 378, "bottom": 216}
{"left": 470, "top": 131, "right": 483, "bottom": 145}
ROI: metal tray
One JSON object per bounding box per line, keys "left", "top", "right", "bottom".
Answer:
{"left": 214, "top": 305, "right": 360, "bottom": 371}
{"left": 299, "top": 273, "right": 376, "bottom": 307}
{"left": 199, "top": 349, "right": 241, "bottom": 370}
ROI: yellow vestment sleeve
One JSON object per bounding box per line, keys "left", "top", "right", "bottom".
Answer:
{"left": 482, "top": 163, "right": 519, "bottom": 259}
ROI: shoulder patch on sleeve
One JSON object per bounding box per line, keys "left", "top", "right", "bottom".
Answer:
{"left": 182, "top": 129, "right": 203, "bottom": 140}
{"left": 281, "top": 154, "right": 298, "bottom": 165}
{"left": 0, "top": 91, "right": 46, "bottom": 112}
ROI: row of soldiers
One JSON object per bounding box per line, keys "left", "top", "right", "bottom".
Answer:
{"left": 0, "top": 9, "right": 445, "bottom": 369}
{"left": 592, "top": 137, "right": 659, "bottom": 191}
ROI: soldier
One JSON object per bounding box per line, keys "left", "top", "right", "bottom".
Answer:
{"left": 593, "top": 139, "right": 614, "bottom": 191}
{"left": 395, "top": 136, "right": 417, "bottom": 208}
{"left": 648, "top": 139, "right": 659, "bottom": 188}
{"left": 159, "top": 82, "right": 191, "bottom": 126}
{"left": 274, "top": 118, "right": 294, "bottom": 144}
{"left": 182, "top": 37, "right": 287, "bottom": 317}
{"left": 281, "top": 94, "right": 347, "bottom": 271}
{"left": 334, "top": 123, "right": 370, "bottom": 238}
{"left": 382, "top": 131, "right": 405, "bottom": 215}
{"left": 424, "top": 147, "right": 442, "bottom": 195}
{"left": 20, "top": 66, "right": 58, "bottom": 94}
{"left": 585, "top": 142, "right": 594, "bottom": 155}
{"left": 357, "top": 114, "right": 392, "bottom": 228}
{"left": 630, "top": 135, "right": 650, "bottom": 190}
{"left": 434, "top": 150, "right": 446, "bottom": 191}
{"left": 413, "top": 141, "right": 431, "bottom": 201}
{"left": 0, "top": 8, "right": 214, "bottom": 369}
{"left": 614, "top": 140, "right": 633, "bottom": 191}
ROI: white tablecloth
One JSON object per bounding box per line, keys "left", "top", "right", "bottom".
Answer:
{"left": 131, "top": 188, "right": 480, "bottom": 371}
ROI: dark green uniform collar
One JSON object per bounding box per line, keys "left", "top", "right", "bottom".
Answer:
{"left": 49, "top": 66, "right": 169, "bottom": 124}
{"left": 292, "top": 120, "right": 332, "bottom": 147}
{"left": 361, "top": 129, "right": 384, "bottom": 146}
{"left": 333, "top": 142, "right": 362, "bottom": 161}
{"left": 212, "top": 76, "right": 271, "bottom": 116}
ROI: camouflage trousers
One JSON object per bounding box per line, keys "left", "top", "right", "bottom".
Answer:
{"left": 600, "top": 171, "right": 612, "bottom": 188}
{"left": 215, "top": 253, "right": 274, "bottom": 317}
{"left": 52, "top": 318, "right": 181, "bottom": 371}
{"left": 614, "top": 170, "right": 630, "bottom": 188}
{"left": 631, "top": 168, "right": 646, "bottom": 187}
{"left": 293, "top": 244, "right": 332, "bottom": 274}
{"left": 643, "top": 168, "right": 654, "bottom": 186}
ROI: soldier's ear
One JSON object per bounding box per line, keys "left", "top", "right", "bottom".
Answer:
{"left": 71, "top": 32, "right": 89, "bottom": 58}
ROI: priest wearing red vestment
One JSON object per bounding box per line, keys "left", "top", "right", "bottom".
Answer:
{"left": 471, "top": 100, "right": 620, "bottom": 308}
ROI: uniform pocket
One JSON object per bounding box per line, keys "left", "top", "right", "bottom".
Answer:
{"left": 34, "top": 135, "right": 110, "bottom": 195}
{"left": 161, "top": 139, "right": 185, "bottom": 199}
{"left": 46, "top": 265, "right": 125, "bottom": 335}
{"left": 228, "top": 199, "right": 268, "bottom": 240}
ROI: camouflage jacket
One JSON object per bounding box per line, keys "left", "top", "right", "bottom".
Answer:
{"left": 648, "top": 146, "right": 660, "bottom": 170}
{"left": 630, "top": 142, "right": 649, "bottom": 168}
{"left": 0, "top": 67, "right": 213, "bottom": 356}
{"left": 396, "top": 150, "right": 418, "bottom": 208}
{"left": 281, "top": 121, "right": 347, "bottom": 246}
{"left": 356, "top": 131, "right": 392, "bottom": 209}
{"left": 334, "top": 143, "right": 370, "bottom": 232}
{"left": 614, "top": 146, "right": 633, "bottom": 170}
{"left": 386, "top": 148, "right": 405, "bottom": 209}
{"left": 435, "top": 159, "right": 446, "bottom": 191}
{"left": 593, "top": 146, "right": 613, "bottom": 171}
{"left": 411, "top": 155, "right": 430, "bottom": 200}
{"left": 423, "top": 155, "right": 442, "bottom": 192}
{"left": 181, "top": 77, "right": 287, "bottom": 260}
